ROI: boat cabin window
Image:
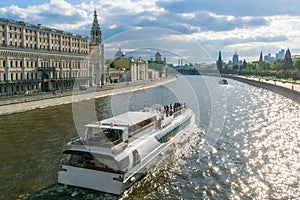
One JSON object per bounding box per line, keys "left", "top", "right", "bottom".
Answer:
{"left": 103, "top": 128, "right": 123, "bottom": 145}
{"left": 85, "top": 127, "right": 123, "bottom": 145}
{"left": 128, "top": 117, "right": 155, "bottom": 136}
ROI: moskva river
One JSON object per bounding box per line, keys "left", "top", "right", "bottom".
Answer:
{"left": 0, "top": 76, "right": 299, "bottom": 200}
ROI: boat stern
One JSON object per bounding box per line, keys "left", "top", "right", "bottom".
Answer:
{"left": 58, "top": 165, "right": 125, "bottom": 195}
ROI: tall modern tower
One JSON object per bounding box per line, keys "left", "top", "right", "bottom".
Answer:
{"left": 232, "top": 52, "right": 239, "bottom": 66}
{"left": 216, "top": 50, "right": 223, "bottom": 72}
{"left": 89, "top": 9, "right": 105, "bottom": 86}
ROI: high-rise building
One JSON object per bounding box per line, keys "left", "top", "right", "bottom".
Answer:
{"left": 276, "top": 49, "right": 285, "bottom": 60}
{"left": 89, "top": 9, "right": 105, "bottom": 86}
{"left": 216, "top": 50, "right": 223, "bottom": 72}
{"left": 0, "top": 17, "right": 89, "bottom": 96}
{"left": 232, "top": 52, "right": 239, "bottom": 65}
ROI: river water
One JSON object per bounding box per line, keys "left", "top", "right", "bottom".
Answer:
{"left": 0, "top": 75, "right": 299, "bottom": 200}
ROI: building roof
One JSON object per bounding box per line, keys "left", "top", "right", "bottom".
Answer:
{"left": 155, "top": 51, "right": 161, "bottom": 56}
{"left": 0, "top": 17, "right": 87, "bottom": 39}
{"left": 115, "top": 48, "right": 125, "bottom": 58}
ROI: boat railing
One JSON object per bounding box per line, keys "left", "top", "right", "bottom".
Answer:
{"left": 70, "top": 136, "right": 81, "bottom": 144}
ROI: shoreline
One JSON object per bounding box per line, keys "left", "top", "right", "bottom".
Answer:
{"left": 223, "top": 74, "right": 300, "bottom": 104}
{"left": 0, "top": 77, "right": 176, "bottom": 116}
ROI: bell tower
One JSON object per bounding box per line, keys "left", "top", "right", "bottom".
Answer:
{"left": 90, "top": 9, "right": 102, "bottom": 45}
{"left": 89, "top": 9, "right": 105, "bottom": 86}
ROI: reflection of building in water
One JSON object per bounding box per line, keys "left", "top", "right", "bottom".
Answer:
{"left": 109, "top": 50, "right": 166, "bottom": 83}
{"left": 0, "top": 17, "right": 89, "bottom": 96}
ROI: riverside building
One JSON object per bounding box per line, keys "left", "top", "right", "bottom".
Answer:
{"left": 0, "top": 18, "right": 90, "bottom": 96}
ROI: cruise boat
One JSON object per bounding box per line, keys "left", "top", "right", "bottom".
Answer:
{"left": 58, "top": 103, "right": 197, "bottom": 195}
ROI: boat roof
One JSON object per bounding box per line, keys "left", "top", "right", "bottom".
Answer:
{"left": 101, "top": 111, "right": 157, "bottom": 127}
{"left": 86, "top": 111, "right": 157, "bottom": 128}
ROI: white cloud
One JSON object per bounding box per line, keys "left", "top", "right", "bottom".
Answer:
{"left": 109, "top": 24, "right": 117, "bottom": 29}
{"left": 180, "top": 13, "right": 196, "bottom": 19}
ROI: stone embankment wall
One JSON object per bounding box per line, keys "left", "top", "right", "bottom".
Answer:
{"left": 223, "top": 75, "right": 300, "bottom": 104}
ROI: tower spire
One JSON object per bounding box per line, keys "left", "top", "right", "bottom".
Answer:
{"left": 217, "top": 50, "right": 223, "bottom": 72}
{"left": 259, "top": 50, "right": 263, "bottom": 63}
{"left": 90, "top": 8, "right": 102, "bottom": 45}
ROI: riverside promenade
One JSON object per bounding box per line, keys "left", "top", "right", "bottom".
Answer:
{"left": 223, "top": 74, "right": 300, "bottom": 104}
{"left": 0, "top": 77, "right": 176, "bottom": 116}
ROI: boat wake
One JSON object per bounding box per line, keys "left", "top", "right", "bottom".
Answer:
{"left": 120, "top": 125, "right": 205, "bottom": 199}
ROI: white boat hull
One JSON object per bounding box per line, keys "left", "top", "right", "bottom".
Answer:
{"left": 58, "top": 166, "right": 126, "bottom": 195}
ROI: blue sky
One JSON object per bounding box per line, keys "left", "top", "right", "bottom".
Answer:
{"left": 0, "top": 0, "right": 300, "bottom": 64}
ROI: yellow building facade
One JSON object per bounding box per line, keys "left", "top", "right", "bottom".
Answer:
{"left": 0, "top": 18, "right": 89, "bottom": 96}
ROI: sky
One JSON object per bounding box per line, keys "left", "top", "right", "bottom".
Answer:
{"left": 0, "top": 0, "right": 300, "bottom": 64}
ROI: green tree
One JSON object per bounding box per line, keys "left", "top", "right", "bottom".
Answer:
{"left": 294, "top": 59, "right": 300, "bottom": 70}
